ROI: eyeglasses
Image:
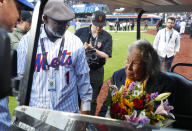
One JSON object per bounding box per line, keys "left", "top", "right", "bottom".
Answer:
{"left": 167, "top": 22, "right": 174, "bottom": 24}
{"left": 49, "top": 17, "right": 70, "bottom": 27}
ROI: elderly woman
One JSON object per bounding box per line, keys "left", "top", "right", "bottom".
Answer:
{"left": 98, "top": 40, "right": 176, "bottom": 117}
{"left": 114, "top": 40, "right": 175, "bottom": 101}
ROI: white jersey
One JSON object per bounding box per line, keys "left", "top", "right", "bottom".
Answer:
{"left": 179, "top": 21, "right": 186, "bottom": 34}
{"left": 75, "top": 21, "right": 81, "bottom": 30}
{"left": 17, "top": 26, "right": 92, "bottom": 113}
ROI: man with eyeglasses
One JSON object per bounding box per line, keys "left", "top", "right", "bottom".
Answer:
{"left": 75, "top": 11, "right": 112, "bottom": 116}
{"left": 17, "top": 0, "right": 92, "bottom": 115}
{"left": 0, "top": 0, "right": 33, "bottom": 130}
{"left": 153, "top": 17, "right": 180, "bottom": 72}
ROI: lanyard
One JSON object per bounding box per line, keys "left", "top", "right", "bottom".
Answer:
{"left": 90, "top": 35, "right": 98, "bottom": 48}
{"left": 40, "top": 38, "right": 65, "bottom": 70}
{"left": 165, "top": 29, "right": 173, "bottom": 44}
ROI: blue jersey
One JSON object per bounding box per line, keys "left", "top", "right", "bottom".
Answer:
{"left": 17, "top": 27, "right": 92, "bottom": 112}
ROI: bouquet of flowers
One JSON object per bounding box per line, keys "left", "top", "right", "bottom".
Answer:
{"left": 108, "top": 79, "right": 175, "bottom": 126}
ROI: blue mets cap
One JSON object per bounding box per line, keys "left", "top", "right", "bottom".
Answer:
{"left": 16, "top": 0, "right": 34, "bottom": 11}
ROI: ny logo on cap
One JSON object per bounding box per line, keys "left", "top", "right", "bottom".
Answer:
{"left": 99, "top": 16, "right": 102, "bottom": 21}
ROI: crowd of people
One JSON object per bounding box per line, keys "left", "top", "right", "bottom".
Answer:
{"left": 156, "top": 17, "right": 192, "bottom": 39}
{"left": 108, "top": 20, "right": 135, "bottom": 31}
{"left": 1, "top": 0, "right": 191, "bottom": 130}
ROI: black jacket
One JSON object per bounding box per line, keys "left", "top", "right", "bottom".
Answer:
{"left": 75, "top": 26, "right": 112, "bottom": 70}
{"left": 111, "top": 68, "right": 177, "bottom": 106}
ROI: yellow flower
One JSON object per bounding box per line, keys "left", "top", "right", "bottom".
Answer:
{"left": 112, "top": 91, "right": 122, "bottom": 104}
{"left": 123, "top": 99, "right": 134, "bottom": 109}
{"left": 156, "top": 115, "right": 165, "bottom": 121}
{"left": 154, "top": 93, "right": 171, "bottom": 101}
{"left": 127, "top": 108, "right": 132, "bottom": 115}
{"left": 118, "top": 100, "right": 126, "bottom": 110}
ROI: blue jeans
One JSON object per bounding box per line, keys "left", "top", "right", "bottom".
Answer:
{"left": 160, "top": 55, "right": 174, "bottom": 72}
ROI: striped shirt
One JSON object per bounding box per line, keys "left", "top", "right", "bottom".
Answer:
{"left": 0, "top": 97, "right": 11, "bottom": 130}
{"left": 17, "top": 26, "right": 92, "bottom": 112}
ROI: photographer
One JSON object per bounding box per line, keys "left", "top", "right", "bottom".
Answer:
{"left": 75, "top": 11, "right": 112, "bottom": 116}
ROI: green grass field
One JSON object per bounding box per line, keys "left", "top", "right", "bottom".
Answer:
{"left": 8, "top": 26, "right": 155, "bottom": 116}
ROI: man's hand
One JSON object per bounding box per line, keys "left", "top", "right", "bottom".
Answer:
{"left": 84, "top": 42, "right": 93, "bottom": 51}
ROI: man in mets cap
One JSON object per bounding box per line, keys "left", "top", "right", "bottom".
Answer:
{"left": 0, "top": 0, "right": 33, "bottom": 130}
{"left": 0, "top": 0, "right": 34, "bottom": 32}
{"left": 75, "top": 11, "right": 112, "bottom": 116}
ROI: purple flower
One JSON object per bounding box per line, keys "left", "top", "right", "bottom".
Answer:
{"left": 123, "top": 91, "right": 127, "bottom": 98}
{"left": 163, "top": 99, "right": 175, "bottom": 118}
{"left": 109, "top": 85, "right": 118, "bottom": 96}
{"left": 139, "top": 117, "right": 150, "bottom": 124}
{"left": 150, "top": 92, "right": 158, "bottom": 100}
{"left": 125, "top": 110, "right": 140, "bottom": 123}
{"left": 155, "top": 99, "right": 175, "bottom": 119}
{"left": 129, "top": 82, "right": 135, "bottom": 94}
{"left": 138, "top": 111, "right": 150, "bottom": 124}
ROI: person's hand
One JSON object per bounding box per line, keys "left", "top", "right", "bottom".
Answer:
{"left": 81, "top": 111, "right": 90, "bottom": 115}
{"left": 87, "top": 43, "right": 93, "bottom": 50}
{"left": 84, "top": 42, "right": 88, "bottom": 50}
{"left": 84, "top": 42, "right": 93, "bottom": 51}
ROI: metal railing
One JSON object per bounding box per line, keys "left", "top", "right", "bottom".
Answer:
{"left": 171, "top": 62, "right": 192, "bottom": 72}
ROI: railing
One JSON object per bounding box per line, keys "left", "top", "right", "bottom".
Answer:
{"left": 171, "top": 62, "right": 192, "bottom": 72}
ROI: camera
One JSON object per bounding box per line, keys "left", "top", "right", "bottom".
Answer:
{"left": 86, "top": 48, "right": 98, "bottom": 64}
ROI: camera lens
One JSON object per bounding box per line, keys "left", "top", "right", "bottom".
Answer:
{"left": 90, "top": 53, "right": 97, "bottom": 61}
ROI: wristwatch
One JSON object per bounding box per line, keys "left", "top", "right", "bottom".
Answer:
{"left": 92, "top": 47, "right": 96, "bottom": 52}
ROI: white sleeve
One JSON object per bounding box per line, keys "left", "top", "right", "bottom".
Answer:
{"left": 17, "top": 32, "right": 30, "bottom": 76}
{"left": 75, "top": 39, "right": 92, "bottom": 111}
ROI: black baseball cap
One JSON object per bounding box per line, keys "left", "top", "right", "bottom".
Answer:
{"left": 92, "top": 11, "right": 106, "bottom": 27}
